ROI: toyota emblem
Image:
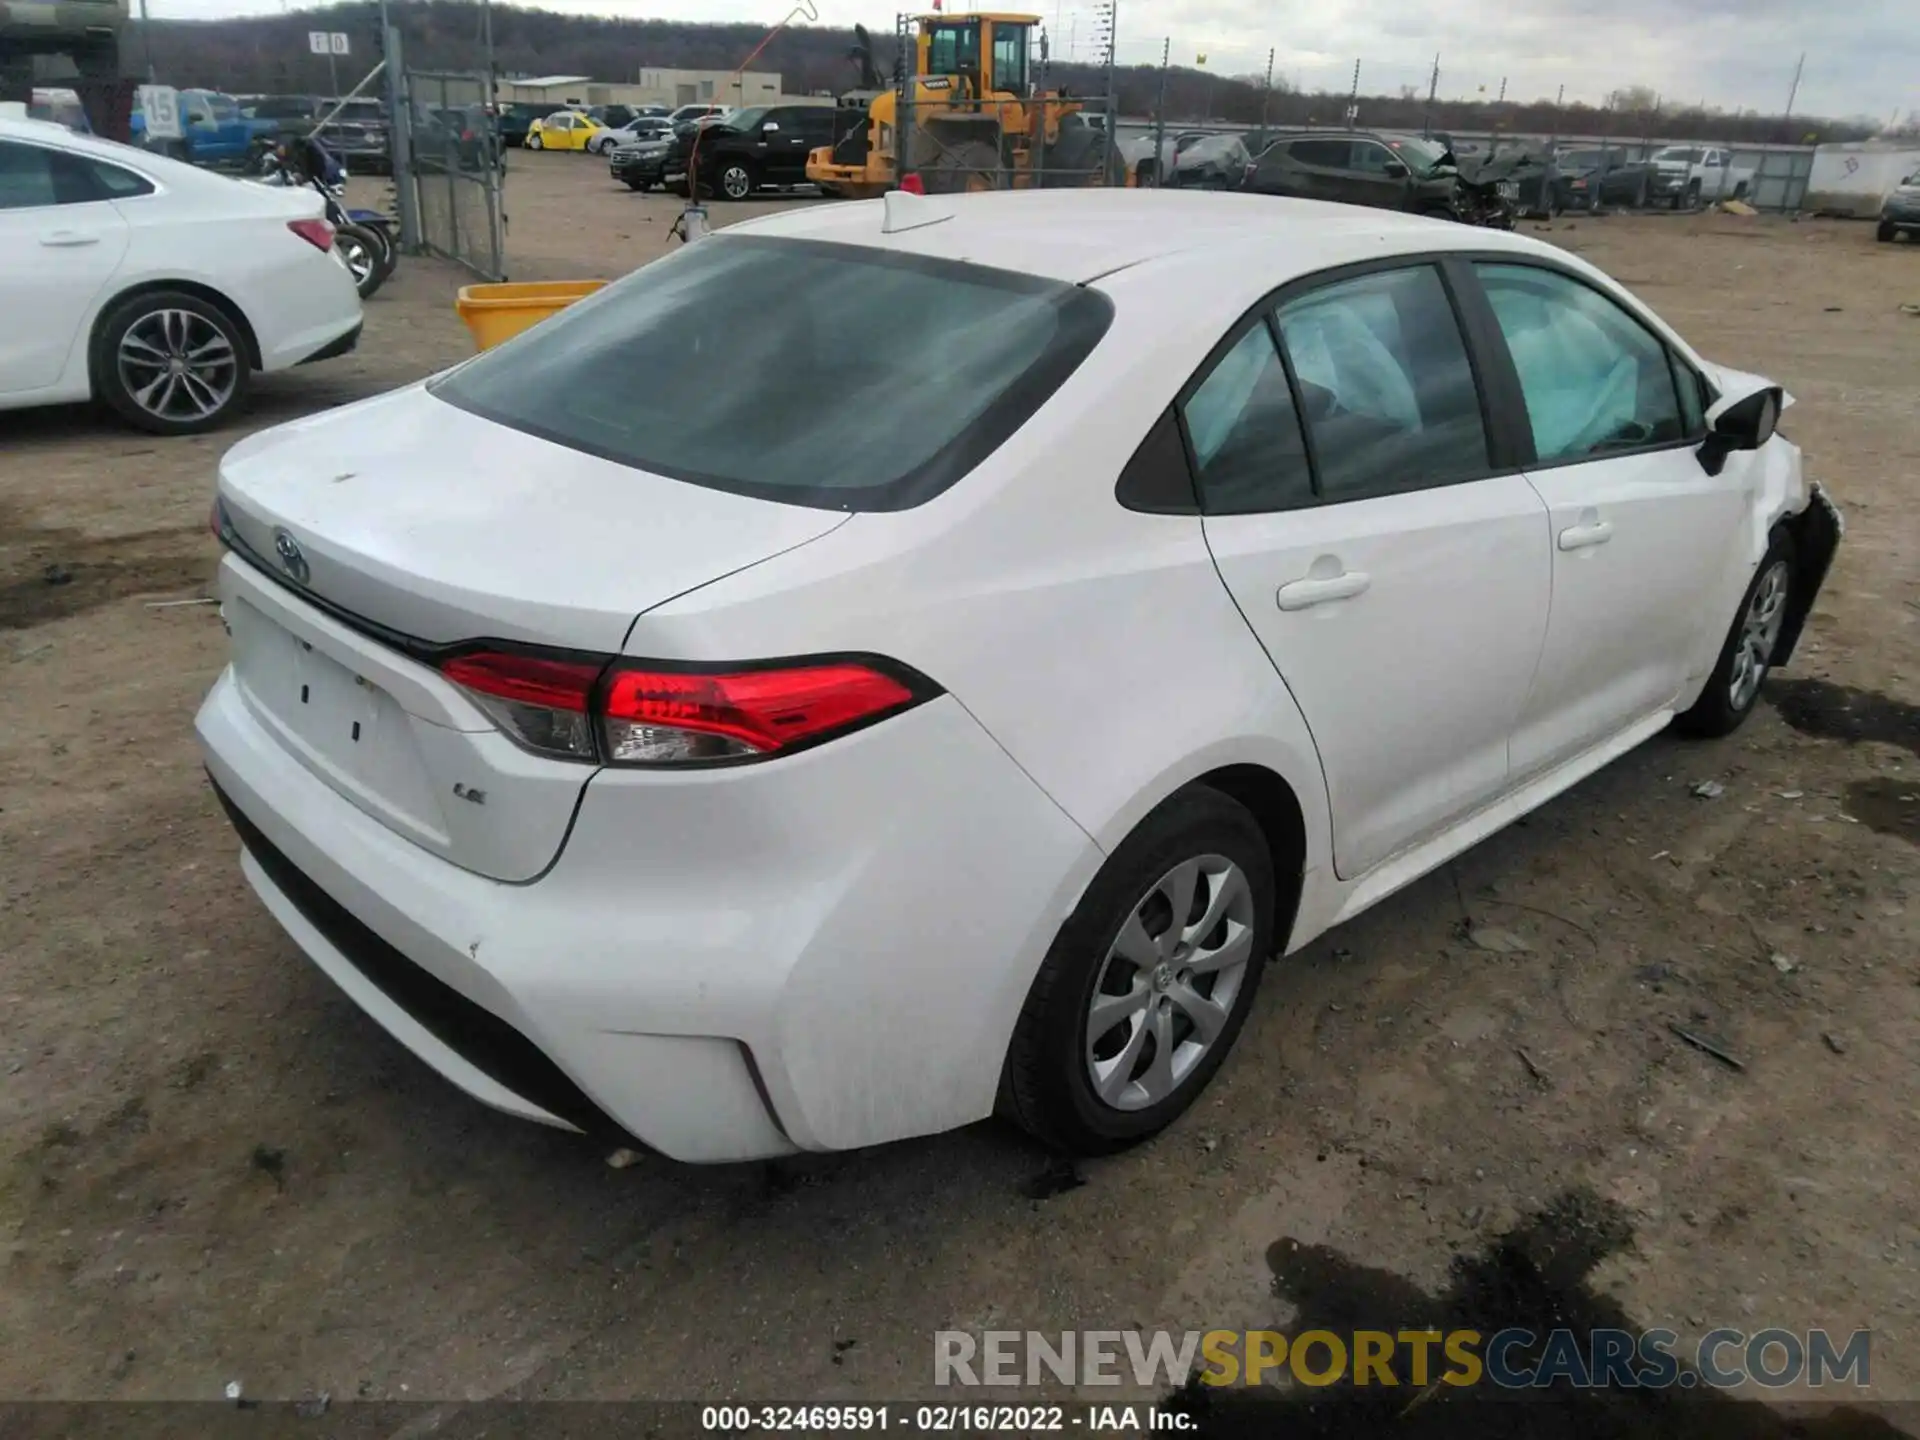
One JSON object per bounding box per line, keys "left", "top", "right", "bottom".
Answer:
{"left": 272, "top": 528, "right": 310, "bottom": 586}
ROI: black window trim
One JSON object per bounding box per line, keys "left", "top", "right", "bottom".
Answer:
{"left": 1165, "top": 252, "right": 1523, "bottom": 517}
{"left": 1460, "top": 253, "right": 1712, "bottom": 472}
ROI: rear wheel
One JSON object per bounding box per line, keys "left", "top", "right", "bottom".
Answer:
{"left": 625, "top": 177, "right": 647, "bottom": 191}
{"left": 92, "top": 290, "right": 251, "bottom": 437}
{"left": 333, "top": 224, "right": 386, "bottom": 299}
{"left": 1878, "top": 221, "right": 1898, "bottom": 243}
{"left": 999, "top": 787, "right": 1276, "bottom": 1154}
{"left": 1674, "top": 530, "right": 1796, "bottom": 739}
{"left": 716, "top": 160, "right": 756, "bottom": 200}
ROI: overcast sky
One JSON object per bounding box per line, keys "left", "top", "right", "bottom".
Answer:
{"left": 149, "top": 0, "right": 1915, "bottom": 124}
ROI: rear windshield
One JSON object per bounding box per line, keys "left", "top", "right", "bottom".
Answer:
{"left": 431, "top": 236, "right": 1113, "bottom": 511}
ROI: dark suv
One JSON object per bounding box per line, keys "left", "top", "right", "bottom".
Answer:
{"left": 1247, "top": 131, "right": 1459, "bottom": 216}
{"left": 664, "top": 104, "right": 842, "bottom": 200}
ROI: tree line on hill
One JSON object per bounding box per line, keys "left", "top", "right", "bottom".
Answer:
{"left": 126, "top": 0, "right": 1874, "bottom": 146}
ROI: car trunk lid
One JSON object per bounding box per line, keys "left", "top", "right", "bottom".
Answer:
{"left": 214, "top": 384, "right": 848, "bottom": 880}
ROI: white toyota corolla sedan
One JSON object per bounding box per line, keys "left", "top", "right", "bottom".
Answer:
{"left": 0, "top": 116, "right": 362, "bottom": 434}
{"left": 197, "top": 190, "right": 1840, "bottom": 1163}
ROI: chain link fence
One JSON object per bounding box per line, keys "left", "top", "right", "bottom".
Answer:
{"left": 396, "top": 69, "right": 507, "bottom": 280}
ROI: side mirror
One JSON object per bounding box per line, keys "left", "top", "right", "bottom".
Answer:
{"left": 1383, "top": 160, "right": 1408, "bottom": 178}
{"left": 1698, "top": 383, "right": 1781, "bottom": 476}
{"left": 762, "top": 121, "right": 780, "bottom": 132}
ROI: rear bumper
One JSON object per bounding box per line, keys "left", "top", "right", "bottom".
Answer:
{"left": 196, "top": 660, "right": 1098, "bottom": 1163}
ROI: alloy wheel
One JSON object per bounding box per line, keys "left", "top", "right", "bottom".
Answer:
{"left": 1084, "top": 854, "right": 1255, "bottom": 1111}
{"left": 722, "top": 165, "right": 751, "bottom": 199}
{"left": 335, "top": 231, "right": 375, "bottom": 286}
{"left": 1728, "top": 559, "right": 1790, "bottom": 712}
{"left": 116, "top": 308, "right": 238, "bottom": 426}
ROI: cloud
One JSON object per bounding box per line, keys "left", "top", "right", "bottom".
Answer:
{"left": 148, "top": 0, "right": 1917, "bottom": 121}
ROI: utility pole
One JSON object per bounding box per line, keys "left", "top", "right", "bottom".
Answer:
{"left": 1783, "top": 51, "right": 1804, "bottom": 131}
{"left": 1496, "top": 75, "right": 1506, "bottom": 104}
{"left": 1259, "top": 46, "right": 1273, "bottom": 136}
{"left": 1346, "top": 57, "right": 1359, "bottom": 131}
{"left": 138, "top": 0, "right": 155, "bottom": 80}
{"left": 1096, "top": 0, "right": 1116, "bottom": 182}
{"left": 1151, "top": 36, "right": 1168, "bottom": 186}
{"left": 1423, "top": 52, "right": 1438, "bottom": 138}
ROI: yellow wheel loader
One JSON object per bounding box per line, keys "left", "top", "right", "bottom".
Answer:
{"left": 806, "top": 13, "right": 1115, "bottom": 199}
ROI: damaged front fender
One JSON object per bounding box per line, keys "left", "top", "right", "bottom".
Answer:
{"left": 1772, "top": 482, "right": 1844, "bottom": 667}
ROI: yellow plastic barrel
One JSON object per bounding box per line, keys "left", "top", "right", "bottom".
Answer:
{"left": 455, "top": 280, "right": 609, "bottom": 351}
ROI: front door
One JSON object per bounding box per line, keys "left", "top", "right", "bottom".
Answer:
{"left": 0, "top": 140, "right": 131, "bottom": 396}
{"left": 1346, "top": 138, "right": 1411, "bottom": 210}
{"left": 759, "top": 109, "right": 811, "bottom": 183}
{"left": 1195, "top": 262, "right": 1552, "bottom": 879}
{"left": 1467, "top": 261, "right": 1753, "bottom": 778}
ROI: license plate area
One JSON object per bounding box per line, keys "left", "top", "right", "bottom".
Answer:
{"left": 227, "top": 596, "right": 451, "bottom": 848}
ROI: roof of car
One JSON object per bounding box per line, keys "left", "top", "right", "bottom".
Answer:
{"left": 721, "top": 188, "right": 1518, "bottom": 285}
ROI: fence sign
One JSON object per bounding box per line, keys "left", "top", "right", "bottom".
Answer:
{"left": 308, "top": 31, "right": 350, "bottom": 56}
{"left": 136, "top": 85, "right": 182, "bottom": 140}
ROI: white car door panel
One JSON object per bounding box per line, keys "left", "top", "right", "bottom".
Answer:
{"left": 0, "top": 141, "right": 131, "bottom": 395}
{"left": 1471, "top": 262, "right": 1751, "bottom": 778}
{"left": 1209, "top": 481, "right": 1551, "bottom": 879}
{"left": 1192, "top": 263, "right": 1553, "bottom": 880}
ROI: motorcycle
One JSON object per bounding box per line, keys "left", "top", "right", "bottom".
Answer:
{"left": 249, "top": 136, "right": 398, "bottom": 298}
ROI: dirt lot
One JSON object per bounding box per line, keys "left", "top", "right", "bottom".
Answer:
{"left": 2, "top": 152, "right": 1918, "bottom": 1416}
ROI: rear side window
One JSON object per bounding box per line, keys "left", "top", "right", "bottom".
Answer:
{"left": 1179, "top": 321, "right": 1311, "bottom": 514}
{"left": 1474, "top": 263, "right": 1684, "bottom": 461}
{"left": 1274, "top": 265, "right": 1490, "bottom": 501}
{"left": 0, "top": 142, "right": 141, "bottom": 207}
{"left": 1289, "top": 139, "right": 1350, "bottom": 167}
{"left": 432, "top": 235, "right": 1113, "bottom": 512}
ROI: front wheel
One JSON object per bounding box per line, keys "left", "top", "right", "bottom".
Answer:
{"left": 526, "top": 131, "right": 543, "bottom": 150}
{"left": 999, "top": 787, "right": 1276, "bottom": 1155}
{"left": 1673, "top": 531, "right": 1796, "bottom": 739}
{"left": 1878, "top": 221, "right": 1898, "bottom": 243}
{"left": 91, "top": 290, "right": 250, "bottom": 436}
{"left": 716, "top": 160, "right": 756, "bottom": 200}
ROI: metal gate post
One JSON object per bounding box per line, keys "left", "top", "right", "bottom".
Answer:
{"left": 387, "top": 27, "right": 422, "bottom": 251}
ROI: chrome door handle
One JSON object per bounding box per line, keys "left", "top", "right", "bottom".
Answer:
{"left": 1558, "top": 519, "right": 1614, "bottom": 551}
{"left": 1276, "top": 570, "right": 1371, "bottom": 611}
{"left": 40, "top": 230, "right": 100, "bottom": 247}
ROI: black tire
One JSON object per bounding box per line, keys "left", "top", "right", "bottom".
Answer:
{"left": 1673, "top": 529, "right": 1797, "bottom": 739}
{"left": 625, "top": 177, "right": 647, "bottom": 191}
{"left": 91, "top": 289, "right": 251, "bottom": 437}
{"left": 1684, "top": 182, "right": 1701, "bottom": 211}
{"left": 1878, "top": 221, "right": 1897, "bottom": 243}
{"left": 1419, "top": 203, "right": 1455, "bottom": 222}
{"left": 999, "top": 786, "right": 1276, "bottom": 1155}
{"left": 716, "top": 160, "right": 756, "bottom": 200}
{"left": 526, "top": 131, "right": 543, "bottom": 151}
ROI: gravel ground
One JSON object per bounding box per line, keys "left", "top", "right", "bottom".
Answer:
{"left": 1, "top": 153, "right": 1917, "bottom": 1415}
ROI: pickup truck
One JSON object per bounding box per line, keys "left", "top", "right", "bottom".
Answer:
{"left": 1646, "top": 144, "right": 1756, "bottom": 208}
{"left": 129, "top": 87, "right": 254, "bottom": 163}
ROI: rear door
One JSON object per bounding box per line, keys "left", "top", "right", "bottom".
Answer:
{"left": 1198, "top": 261, "right": 1551, "bottom": 879}
{"left": 0, "top": 139, "right": 132, "bottom": 396}
{"left": 1464, "top": 261, "right": 1752, "bottom": 779}
{"left": 1275, "top": 137, "right": 1356, "bottom": 202}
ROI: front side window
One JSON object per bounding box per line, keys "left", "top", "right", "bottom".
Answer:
{"left": 1179, "top": 321, "right": 1311, "bottom": 514}
{"left": 925, "top": 23, "right": 982, "bottom": 77}
{"left": 1474, "top": 263, "right": 1684, "bottom": 462}
{"left": 1274, "top": 265, "right": 1490, "bottom": 501}
{"left": 432, "top": 235, "right": 1113, "bottom": 511}
{"left": 1350, "top": 142, "right": 1400, "bottom": 174}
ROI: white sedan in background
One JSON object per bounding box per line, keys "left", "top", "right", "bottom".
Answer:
{"left": 0, "top": 117, "right": 362, "bottom": 434}
{"left": 198, "top": 190, "right": 1838, "bottom": 1163}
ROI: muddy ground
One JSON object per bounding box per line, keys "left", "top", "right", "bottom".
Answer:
{"left": 2, "top": 153, "right": 1917, "bottom": 1418}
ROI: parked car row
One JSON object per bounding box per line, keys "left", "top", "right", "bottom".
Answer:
{"left": 607, "top": 105, "right": 842, "bottom": 198}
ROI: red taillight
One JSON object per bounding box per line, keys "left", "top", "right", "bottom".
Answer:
{"left": 288, "top": 217, "right": 335, "bottom": 252}
{"left": 439, "top": 651, "right": 930, "bottom": 766}
{"left": 601, "top": 663, "right": 918, "bottom": 764}
{"left": 440, "top": 651, "right": 604, "bottom": 761}
{"left": 898, "top": 173, "right": 925, "bottom": 195}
